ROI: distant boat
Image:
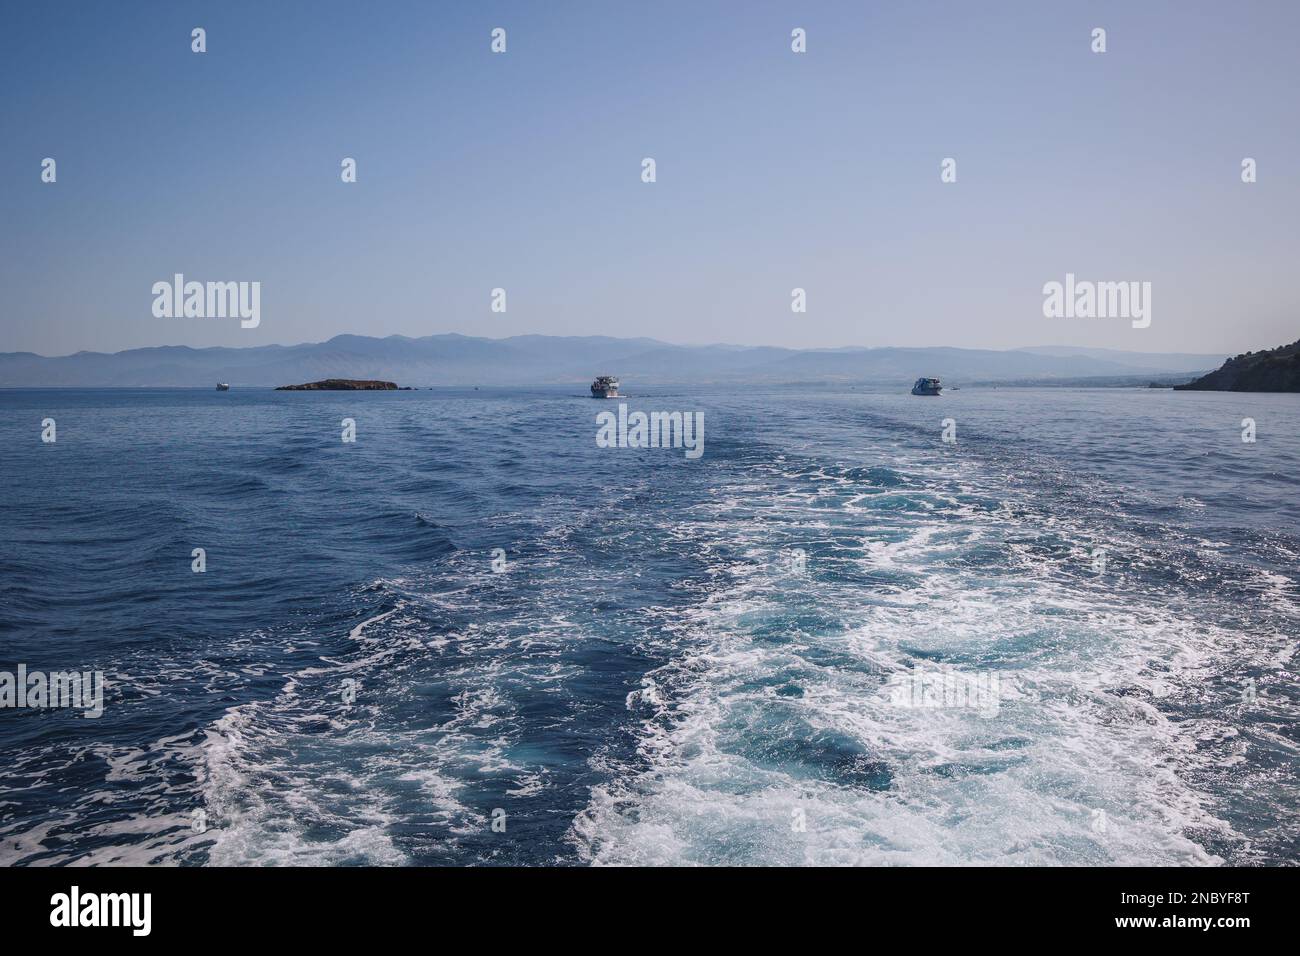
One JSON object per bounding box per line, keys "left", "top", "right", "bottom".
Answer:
{"left": 216, "top": 383, "right": 230, "bottom": 391}
{"left": 910, "top": 377, "right": 942, "bottom": 396}
{"left": 591, "top": 375, "right": 620, "bottom": 398}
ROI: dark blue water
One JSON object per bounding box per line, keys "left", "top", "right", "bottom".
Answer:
{"left": 1, "top": 385, "right": 1297, "bottom": 865}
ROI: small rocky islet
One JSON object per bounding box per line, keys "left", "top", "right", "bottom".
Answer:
{"left": 275, "top": 379, "right": 411, "bottom": 391}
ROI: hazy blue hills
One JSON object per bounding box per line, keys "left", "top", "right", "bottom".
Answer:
{"left": 0, "top": 333, "right": 1223, "bottom": 388}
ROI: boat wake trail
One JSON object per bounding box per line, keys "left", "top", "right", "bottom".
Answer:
{"left": 572, "top": 425, "right": 1298, "bottom": 866}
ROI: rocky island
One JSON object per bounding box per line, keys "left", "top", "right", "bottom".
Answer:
{"left": 275, "top": 379, "right": 409, "bottom": 391}
{"left": 1175, "top": 339, "right": 1300, "bottom": 392}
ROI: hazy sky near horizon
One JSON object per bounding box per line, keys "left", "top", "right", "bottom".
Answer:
{"left": 2, "top": 0, "right": 1297, "bottom": 357}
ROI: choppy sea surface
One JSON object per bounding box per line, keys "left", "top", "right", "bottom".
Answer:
{"left": 1, "top": 385, "right": 1297, "bottom": 866}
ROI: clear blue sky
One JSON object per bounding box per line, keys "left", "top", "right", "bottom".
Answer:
{"left": 2, "top": 0, "right": 1297, "bottom": 356}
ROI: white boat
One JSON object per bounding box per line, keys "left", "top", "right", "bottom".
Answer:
{"left": 590, "top": 376, "right": 620, "bottom": 398}
{"left": 216, "top": 383, "right": 230, "bottom": 391}
{"left": 910, "top": 377, "right": 942, "bottom": 396}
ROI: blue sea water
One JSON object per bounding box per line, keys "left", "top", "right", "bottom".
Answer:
{"left": 1, "top": 385, "right": 1297, "bottom": 866}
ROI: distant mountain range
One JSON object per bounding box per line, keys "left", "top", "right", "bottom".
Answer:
{"left": 0, "top": 334, "right": 1224, "bottom": 388}
{"left": 1175, "top": 339, "right": 1300, "bottom": 392}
